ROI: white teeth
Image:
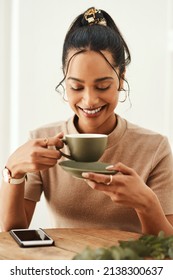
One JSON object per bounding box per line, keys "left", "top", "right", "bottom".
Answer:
{"left": 83, "top": 107, "right": 102, "bottom": 114}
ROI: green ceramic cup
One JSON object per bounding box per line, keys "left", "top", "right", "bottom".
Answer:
{"left": 59, "top": 134, "right": 108, "bottom": 162}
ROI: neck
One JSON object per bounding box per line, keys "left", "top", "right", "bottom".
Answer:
{"left": 74, "top": 114, "right": 117, "bottom": 135}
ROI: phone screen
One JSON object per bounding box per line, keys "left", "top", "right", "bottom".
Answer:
{"left": 13, "top": 229, "right": 50, "bottom": 241}
{"left": 10, "top": 229, "right": 54, "bottom": 247}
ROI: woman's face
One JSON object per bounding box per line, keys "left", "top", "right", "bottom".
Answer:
{"left": 65, "top": 50, "right": 123, "bottom": 134}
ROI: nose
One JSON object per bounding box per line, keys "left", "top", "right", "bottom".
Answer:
{"left": 82, "top": 88, "right": 99, "bottom": 108}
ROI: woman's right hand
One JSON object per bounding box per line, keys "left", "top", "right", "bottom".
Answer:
{"left": 5, "top": 132, "right": 64, "bottom": 178}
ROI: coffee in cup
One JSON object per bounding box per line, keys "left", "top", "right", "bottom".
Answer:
{"left": 58, "top": 134, "right": 108, "bottom": 162}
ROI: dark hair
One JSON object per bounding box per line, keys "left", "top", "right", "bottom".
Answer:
{"left": 56, "top": 7, "right": 131, "bottom": 95}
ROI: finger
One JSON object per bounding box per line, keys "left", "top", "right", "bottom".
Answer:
{"left": 46, "top": 132, "right": 64, "bottom": 147}
{"left": 42, "top": 157, "right": 59, "bottom": 166}
{"left": 28, "top": 161, "right": 58, "bottom": 173}
{"left": 31, "top": 147, "right": 61, "bottom": 159}
{"left": 106, "top": 162, "right": 134, "bottom": 176}
{"left": 82, "top": 172, "right": 111, "bottom": 184}
{"left": 38, "top": 147, "right": 62, "bottom": 159}
{"left": 82, "top": 172, "right": 115, "bottom": 187}
{"left": 33, "top": 156, "right": 59, "bottom": 167}
{"left": 84, "top": 178, "right": 116, "bottom": 193}
{"left": 37, "top": 132, "right": 64, "bottom": 148}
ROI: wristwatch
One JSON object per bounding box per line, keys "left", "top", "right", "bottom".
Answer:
{"left": 2, "top": 167, "right": 26, "bottom": 185}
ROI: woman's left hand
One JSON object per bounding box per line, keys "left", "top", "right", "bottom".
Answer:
{"left": 82, "top": 162, "right": 154, "bottom": 212}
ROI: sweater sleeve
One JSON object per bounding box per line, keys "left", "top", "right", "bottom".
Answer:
{"left": 24, "top": 171, "right": 43, "bottom": 202}
{"left": 147, "top": 136, "right": 173, "bottom": 214}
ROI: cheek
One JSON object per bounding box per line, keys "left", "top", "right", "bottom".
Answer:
{"left": 107, "top": 90, "right": 119, "bottom": 105}
{"left": 66, "top": 91, "right": 79, "bottom": 106}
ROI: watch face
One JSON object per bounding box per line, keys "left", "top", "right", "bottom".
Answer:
{"left": 3, "top": 168, "right": 11, "bottom": 183}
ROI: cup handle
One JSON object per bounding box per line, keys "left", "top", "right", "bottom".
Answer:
{"left": 56, "top": 138, "right": 73, "bottom": 160}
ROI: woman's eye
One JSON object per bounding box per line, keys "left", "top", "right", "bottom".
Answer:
{"left": 70, "top": 87, "right": 83, "bottom": 91}
{"left": 97, "top": 85, "right": 111, "bottom": 91}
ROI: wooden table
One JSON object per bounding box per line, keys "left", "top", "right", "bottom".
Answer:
{"left": 0, "top": 228, "right": 141, "bottom": 260}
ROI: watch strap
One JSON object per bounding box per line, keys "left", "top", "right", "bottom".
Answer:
{"left": 9, "top": 176, "right": 26, "bottom": 185}
{"left": 2, "top": 167, "right": 27, "bottom": 185}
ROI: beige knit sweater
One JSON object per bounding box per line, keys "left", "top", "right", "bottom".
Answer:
{"left": 24, "top": 115, "right": 173, "bottom": 233}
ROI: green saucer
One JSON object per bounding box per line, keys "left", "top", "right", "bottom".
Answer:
{"left": 59, "top": 160, "right": 117, "bottom": 179}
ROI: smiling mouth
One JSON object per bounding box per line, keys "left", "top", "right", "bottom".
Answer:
{"left": 79, "top": 105, "right": 106, "bottom": 115}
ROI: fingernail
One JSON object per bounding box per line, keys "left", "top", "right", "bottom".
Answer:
{"left": 106, "top": 165, "right": 114, "bottom": 170}
{"left": 82, "top": 172, "right": 89, "bottom": 178}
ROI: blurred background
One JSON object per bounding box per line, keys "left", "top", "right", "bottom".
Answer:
{"left": 0, "top": 0, "right": 173, "bottom": 228}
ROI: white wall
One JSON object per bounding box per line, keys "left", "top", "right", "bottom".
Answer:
{"left": 0, "top": 0, "right": 173, "bottom": 228}
{"left": 0, "top": 0, "right": 11, "bottom": 168}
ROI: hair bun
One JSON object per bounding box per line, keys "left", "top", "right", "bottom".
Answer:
{"left": 81, "top": 7, "right": 107, "bottom": 26}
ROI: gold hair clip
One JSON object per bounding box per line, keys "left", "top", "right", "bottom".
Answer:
{"left": 84, "top": 7, "right": 107, "bottom": 26}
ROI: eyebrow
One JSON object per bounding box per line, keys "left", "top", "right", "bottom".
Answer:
{"left": 67, "top": 77, "right": 114, "bottom": 83}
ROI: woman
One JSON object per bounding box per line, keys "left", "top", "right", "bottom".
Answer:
{"left": 1, "top": 7, "right": 173, "bottom": 235}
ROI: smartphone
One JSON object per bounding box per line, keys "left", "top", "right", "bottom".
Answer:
{"left": 10, "top": 228, "right": 54, "bottom": 247}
